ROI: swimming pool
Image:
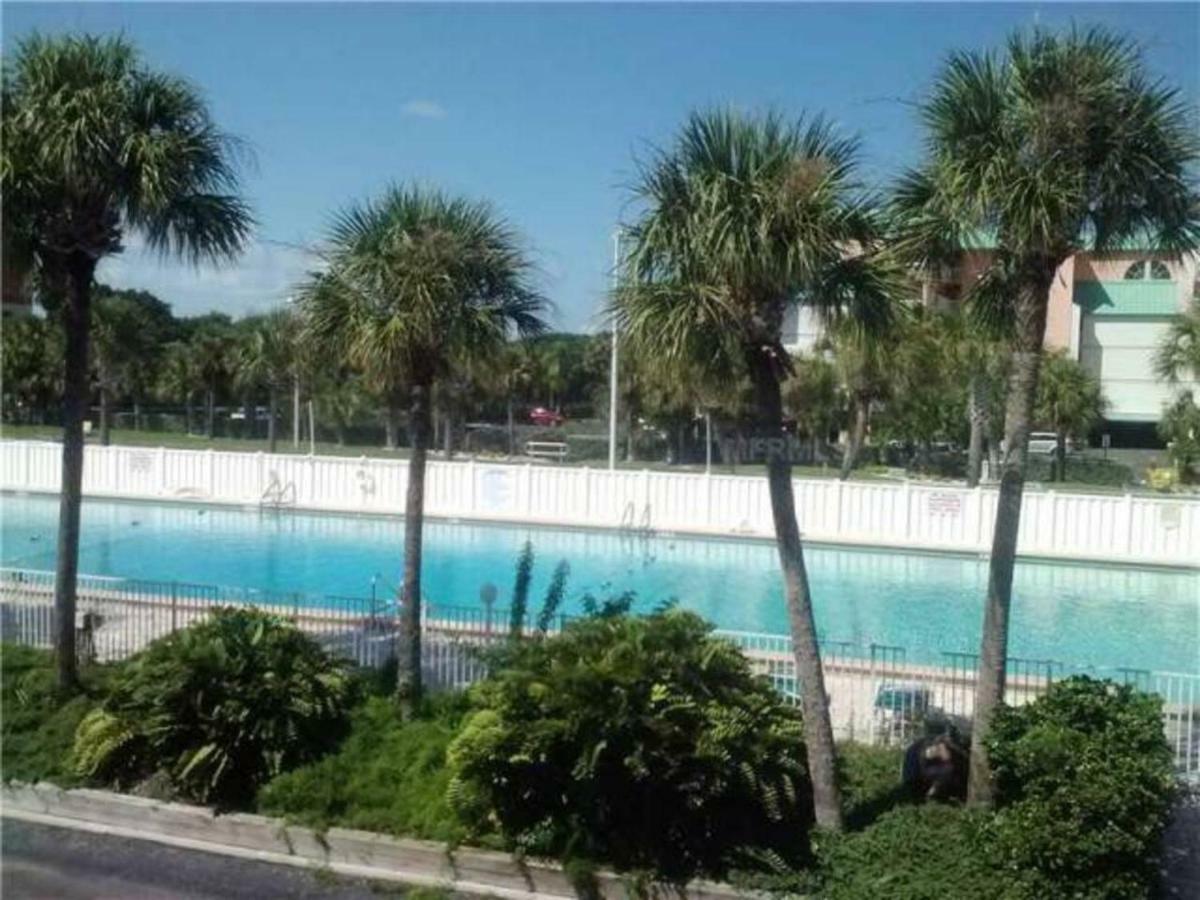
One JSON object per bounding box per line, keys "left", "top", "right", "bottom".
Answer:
{"left": 2, "top": 493, "right": 1197, "bottom": 674}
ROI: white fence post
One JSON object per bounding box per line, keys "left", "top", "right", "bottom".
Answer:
{"left": 158, "top": 446, "right": 168, "bottom": 497}
{"left": 1124, "top": 493, "right": 1135, "bottom": 555}
{"left": 206, "top": 449, "right": 216, "bottom": 498}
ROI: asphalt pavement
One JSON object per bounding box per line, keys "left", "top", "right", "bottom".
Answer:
{"left": 0, "top": 818, "right": 422, "bottom": 899}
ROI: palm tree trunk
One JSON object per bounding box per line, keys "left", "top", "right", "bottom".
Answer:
{"left": 267, "top": 387, "right": 278, "bottom": 454}
{"left": 839, "top": 396, "right": 867, "bottom": 480}
{"left": 506, "top": 395, "right": 515, "bottom": 456}
{"left": 184, "top": 393, "right": 194, "bottom": 435}
{"left": 384, "top": 403, "right": 398, "bottom": 450}
{"left": 968, "top": 276, "right": 1051, "bottom": 808}
{"left": 54, "top": 254, "right": 97, "bottom": 691}
{"left": 133, "top": 397, "right": 142, "bottom": 431}
{"left": 205, "top": 387, "right": 215, "bottom": 439}
{"left": 748, "top": 354, "right": 843, "bottom": 830}
{"left": 396, "top": 378, "right": 432, "bottom": 711}
{"left": 966, "top": 375, "right": 987, "bottom": 487}
{"left": 242, "top": 397, "right": 254, "bottom": 440}
{"left": 99, "top": 384, "right": 112, "bottom": 447}
{"left": 443, "top": 406, "right": 454, "bottom": 459}
{"left": 1055, "top": 431, "right": 1067, "bottom": 483}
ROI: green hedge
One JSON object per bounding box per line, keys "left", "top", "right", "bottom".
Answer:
{"left": 986, "top": 677, "right": 1175, "bottom": 900}
{"left": 447, "top": 610, "right": 812, "bottom": 881}
{"left": 72, "top": 609, "right": 357, "bottom": 807}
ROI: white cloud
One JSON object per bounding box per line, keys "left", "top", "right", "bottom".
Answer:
{"left": 96, "top": 237, "right": 318, "bottom": 319}
{"left": 400, "top": 99, "right": 447, "bottom": 120}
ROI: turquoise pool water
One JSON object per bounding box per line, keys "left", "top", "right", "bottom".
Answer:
{"left": 2, "top": 493, "right": 1197, "bottom": 673}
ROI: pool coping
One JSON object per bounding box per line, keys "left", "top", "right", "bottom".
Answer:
{"left": 5, "top": 487, "right": 1199, "bottom": 573}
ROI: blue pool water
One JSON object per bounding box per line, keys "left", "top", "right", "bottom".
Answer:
{"left": 2, "top": 493, "right": 1197, "bottom": 674}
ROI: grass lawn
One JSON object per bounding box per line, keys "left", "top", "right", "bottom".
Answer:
{"left": 6, "top": 422, "right": 1177, "bottom": 494}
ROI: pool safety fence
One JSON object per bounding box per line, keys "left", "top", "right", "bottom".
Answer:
{"left": 3, "top": 566, "right": 1196, "bottom": 777}
{"left": 3, "top": 440, "right": 1197, "bottom": 567}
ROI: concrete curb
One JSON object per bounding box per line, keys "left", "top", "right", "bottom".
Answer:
{"left": 0, "top": 782, "right": 753, "bottom": 899}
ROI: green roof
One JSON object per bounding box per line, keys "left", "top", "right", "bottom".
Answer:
{"left": 1073, "top": 280, "right": 1179, "bottom": 316}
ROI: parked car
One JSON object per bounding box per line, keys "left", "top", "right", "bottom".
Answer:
{"left": 1001, "top": 432, "right": 1061, "bottom": 456}
{"left": 529, "top": 407, "right": 565, "bottom": 427}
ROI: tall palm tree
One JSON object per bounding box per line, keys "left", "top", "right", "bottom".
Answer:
{"left": 302, "top": 185, "right": 546, "bottom": 708}
{"left": 1, "top": 34, "right": 252, "bottom": 688}
{"left": 1154, "top": 297, "right": 1200, "bottom": 386}
{"left": 783, "top": 352, "right": 839, "bottom": 464}
{"left": 235, "top": 310, "right": 297, "bottom": 453}
{"left": 614, "top": 109, "right": 898, "bottom": 830}
{"left": 1035, "top": 351, "right": 1107, "bottom": 482}
{"left": 893, "top": 26, "right": 1199, "bottom": 804}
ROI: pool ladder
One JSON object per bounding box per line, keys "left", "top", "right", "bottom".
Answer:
{"left": 260, "top": 473, "right": 297, "bottom": 509}
{"left": 618, "top": 501, "right": 654, "bottom": 537}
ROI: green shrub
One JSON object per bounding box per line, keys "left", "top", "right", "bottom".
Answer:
{"left": 812, "top": 804, "right": 1012, "bottom": 900}
{"left": 985, "top": 676, "right": 1175, "bottom": 900}
{"left": 72, "top": 608, "right": 356, "bottom": 807}
{"left": 1, "top": 643, "right": 111, "bottom": 785}
{"left": 835, "top": 742, "right": 908, "bottom": 830}
{"left": 258, "top": 694, "right": 468, "bottom": 844}
{"left": 446, "top": 609, "right": 811, "bottom": 881}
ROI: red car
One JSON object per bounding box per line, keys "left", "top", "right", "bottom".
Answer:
{"left": 529, "top": 407, "right": 565, "bottom": 427}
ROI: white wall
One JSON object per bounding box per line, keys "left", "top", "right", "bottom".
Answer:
{"left": 2, "top": 440, "right": 1197, "bottom": 567}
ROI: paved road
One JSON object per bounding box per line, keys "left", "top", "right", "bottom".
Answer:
{"left": 1, "top": 818, "right": 419, "bottom": 899}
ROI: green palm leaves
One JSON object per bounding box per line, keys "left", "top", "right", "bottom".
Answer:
{"left": 302, "top": 186, "right": 547, "bottom": 388}
{"left": 2, "top": 33, "right": 253, "bottom": 266}
{"left": 616, "top": 109, "right": 899, "bottom": 376}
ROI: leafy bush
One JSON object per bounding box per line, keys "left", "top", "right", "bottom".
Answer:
{"left": 812, "top": 804, "right": 1011, "bottom": 900}
{"left": 835, "top": 742, "right": 907, "bottom": 830}
{"left": 446, "top": 609, "right": 812, "bottom": 881}
{"left": 985, "top": 677, "right": 1175, "bottom": 900}
{"left": 258, "top": 694, "right": 468, "bottom": 844}
{"left": 1, "top": 643, "right": 110, "bottom": 785}
{"left": 72, "top": 608, "right": 356, "bottom": 807}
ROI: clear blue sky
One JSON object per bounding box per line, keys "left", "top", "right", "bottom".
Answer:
{"left": 4, "top": 2, "right": 1198, "bottom": 329}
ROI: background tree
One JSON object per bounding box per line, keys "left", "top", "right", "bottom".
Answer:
{"left": 828, "top": 321, "right": 895, "bottom": 479}
{"left": 157, "top": 341, "right": 199, "bottom": 435}
{"left": 90, "top": 286, "right": 171, "bottom": 444}
{"left": 1, "top": 315, "right": 62, "bottom": 425}
{"left": 1, "top": 34, "right": 252, "bottom": 688}
{"left": 1034, "top": 351, "right": 1107, "bottom": 482}
{"left": 894, "top": 25, "right": 1199, "bottom": 804}
{"left": 235, "top": 310, "right": 297, "bottom": 452}
{"left": 1158, "top": 391, "right": 1200, "bottom": 483}
{"left": 1154, "top": 297, "right": 1200, "bottom": 386}
{"left": 614, "top": 108, "right": 898, "bottom": 830}
{"left": 189, "top": 323, "right": 235, "bottom": 439}
{"left": 783, "top": 351, "right": 839, "bottom": 464}
{"left": 302, "top": 186, "right": 546, "bottom": 708}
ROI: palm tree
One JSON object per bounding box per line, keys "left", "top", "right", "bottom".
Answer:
{"left": 613, "top": 109, "right": 898, "bottom": 830}
{"left": 783, "top": 352, "right": 839, "bottom": 464}
{"left": 893, "top": 26, "right": 1199, "bottom": 805}
{"left": 1034, "top": 351, "right": 1106, "bottom": 482}
{"left": 302, "top": 185, "right": 546, "bottom": 708}
{"left": 91, "top": 288, "right": 164, "bottom": 445}
{"left": 235, "top": 310, "right": 297, "bottom": 453}
{"left": 159, "top": 342, "right": 199, "bottom": 435}
{"left": 828, "top": 322, "right": 894, "bottom": 479}
{"left": 1, "top": 34, "right": 252, "bottom": 688}
{"left": 1154, "top": 297, "right": 1200, "bottom": 386}
{"left": 190, "top": 326, "right": 235, "bottom": 439}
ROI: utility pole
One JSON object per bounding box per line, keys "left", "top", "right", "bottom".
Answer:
{"left": 608, "top": 230, "right": 622, "bottom": 471}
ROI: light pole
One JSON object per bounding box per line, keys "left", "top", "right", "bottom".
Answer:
{"left": 607, "top": 230, "right": 622, "bottom": 471}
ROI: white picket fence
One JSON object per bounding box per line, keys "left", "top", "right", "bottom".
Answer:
{"left": 2, "top": 440, "right": 1197, "bottom": 566}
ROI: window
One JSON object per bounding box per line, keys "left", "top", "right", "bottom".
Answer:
{"left": 1123, "top": 259, "right": 1171, "bottom": 280}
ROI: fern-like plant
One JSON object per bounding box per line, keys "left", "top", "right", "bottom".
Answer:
{"left": 71, "top": 608, "right": 356, "bottom": 807}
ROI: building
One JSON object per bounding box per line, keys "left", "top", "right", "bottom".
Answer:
{"left": 782, "top": 244, "right": 1199, "bottom": 441}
